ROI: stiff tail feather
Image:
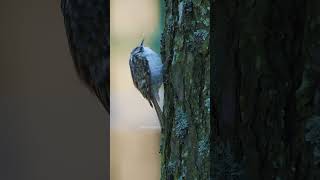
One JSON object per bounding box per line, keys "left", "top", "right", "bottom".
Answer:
{"left": 151, "top": 94, "right": 163, "bottom": 127}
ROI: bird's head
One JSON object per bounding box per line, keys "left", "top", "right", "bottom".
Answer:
{"left": 130, "top": 39, "right": 145, "bottom": 60}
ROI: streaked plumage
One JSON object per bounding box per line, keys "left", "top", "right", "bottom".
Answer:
{"left": 129, "top": 40, "right": 163, "bottom": 125}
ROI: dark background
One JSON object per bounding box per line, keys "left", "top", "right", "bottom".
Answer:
{"left": 0, "top": 1, "right": 108, "bottom": 180}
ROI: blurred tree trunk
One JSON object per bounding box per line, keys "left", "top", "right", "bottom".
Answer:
{"left": 160, "top": 0, "right": 210, "bottom": 179}
{"left": 212, "top": 0, "right": 320, "bottom": 179}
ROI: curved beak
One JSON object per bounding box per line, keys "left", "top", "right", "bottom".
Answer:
{"left": 140, "top": 39, "right": 144, "bottom": 47}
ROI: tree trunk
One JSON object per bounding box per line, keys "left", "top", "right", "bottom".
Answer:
{"left": 160, "top": 0, "right": 210, "bottom": 179}
{"left": 212, "top": 0, "right": 320, "bottom": 179}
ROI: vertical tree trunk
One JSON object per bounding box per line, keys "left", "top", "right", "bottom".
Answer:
{"left": 212, "top": 0, "right": 320, "bottom": 179}
{"left": 160, "top": 0, "right": 210, "bottom": 179}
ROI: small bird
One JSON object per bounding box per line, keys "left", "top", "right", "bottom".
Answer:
{"left": 129, "top": 40, "right": 163, "bottom": 126}
{"left": 60, "top": 0, "right": 109, "bottom": 112}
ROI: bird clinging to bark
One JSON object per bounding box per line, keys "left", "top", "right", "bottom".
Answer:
{"left": 60, "top": 0, "right": 109, "bottom": 112}
{"left": 129, "top": 40, "right": 163, "bottom": 126}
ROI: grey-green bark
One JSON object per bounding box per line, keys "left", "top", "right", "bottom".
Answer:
{"left": 160, "top": 0, "right": 210, "bottom": 179}
{"left": 212, "top": 0, "right": 320, "bottom": 179}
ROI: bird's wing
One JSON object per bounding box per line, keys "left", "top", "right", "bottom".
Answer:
{"left": 129, "top": 58, "right": 139, "bottom": 89}
{"left": 129, "top": 56, "right": 153, "bottom": 107}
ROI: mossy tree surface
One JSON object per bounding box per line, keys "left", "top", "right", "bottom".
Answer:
{"left": 212, "top": 0, "right": 320, "bottom": 179}
{"left": 160, "top": 0, "right": 210, "bottom": 179}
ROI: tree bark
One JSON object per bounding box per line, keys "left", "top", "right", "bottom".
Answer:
{"left": 160, "top": 0, "right": 210, "bottom": 179}
{"left": 212, "top": 0, "right": 320, "bottom": 179}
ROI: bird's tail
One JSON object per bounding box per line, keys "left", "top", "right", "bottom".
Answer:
{"left": 151, "top": 95, "right": 163, "bottom": 127}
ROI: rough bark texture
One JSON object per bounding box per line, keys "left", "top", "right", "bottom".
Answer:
{"left": 160, "top": 0, "right": 210, "bottom": 179}
{"left": 212, "top": 0, "right": 320, "bottom": 179}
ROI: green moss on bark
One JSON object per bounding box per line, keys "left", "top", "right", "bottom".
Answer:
{"left": 160, "top": 0, "right": 210, "bottom": 179}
